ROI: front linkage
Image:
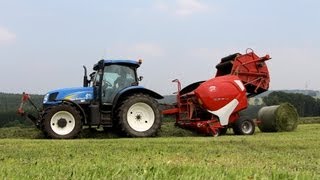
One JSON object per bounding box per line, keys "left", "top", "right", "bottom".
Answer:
{"left": 17, "top": 92, "right": 42, "bottom": 128}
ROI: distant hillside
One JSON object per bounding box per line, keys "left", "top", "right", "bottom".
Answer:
{"left": 255, "top": 90, "right": 320, "bottom": 98}
{"left": 158, "top": 95, "right": 176, "bottom": 105}
{"left": 1, "top": 90, "right": 319, "bottom": 127}
{"left": 160, "top": 90, "right": 320, "bottom": 105}
{"left": 0, "top": 93, "right": 43, "bottom": 127}
{"left": 2, "top": 89, "right": 317, "bottom": 108}
{"left": 0, "top": 93, "right": 43, "bottom": 112}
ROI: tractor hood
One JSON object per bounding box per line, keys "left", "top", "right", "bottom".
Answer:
{"left": 43, "top": 87, "right": 94, "bottom": 104}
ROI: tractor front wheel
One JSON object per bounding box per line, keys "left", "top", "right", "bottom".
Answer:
{"left": 233, "top": 117, "right": 255, "bottom": 135}
{"left": 117, "top": 94, "right": 162, "bottom": 137}
{"left": 42, "top": 104, "right": 82, "bottom": 139}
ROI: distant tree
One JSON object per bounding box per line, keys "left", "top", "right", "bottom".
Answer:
{"left": 307, "top": 91, "right": 317, "bottom": 97}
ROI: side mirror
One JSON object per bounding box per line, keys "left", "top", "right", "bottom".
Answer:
{"left": 139, "top": 76, "right": 143, "bottom": 81}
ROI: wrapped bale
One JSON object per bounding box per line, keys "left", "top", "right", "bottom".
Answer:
{"left": 257, "top": 103, "right": 299, "bottom": 132}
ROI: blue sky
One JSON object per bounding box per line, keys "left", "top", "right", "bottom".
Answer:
{"left": 0, "top": 0, "right": 319, "bottom": 95}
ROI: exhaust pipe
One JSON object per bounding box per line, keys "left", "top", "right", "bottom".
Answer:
{"left": 83, "top": 65, "right": 89, "bottom": 87}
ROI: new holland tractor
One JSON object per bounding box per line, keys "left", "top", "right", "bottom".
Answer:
{"left": 18, "top": 60, "right": 163, "bottom": 139}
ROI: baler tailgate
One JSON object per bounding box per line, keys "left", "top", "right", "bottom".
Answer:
{"left": 216, "top": 49, "right": 271, "bottom": 96}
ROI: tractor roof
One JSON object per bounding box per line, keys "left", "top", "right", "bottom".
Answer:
{"left": 93, "top": 59, "right": 141, "bottom": 70}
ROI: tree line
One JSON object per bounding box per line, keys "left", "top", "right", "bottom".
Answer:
{"left": 0, "top": 91, "right": 319, "bottom": 127}
{"left": 262, "top": 91, "right": 320, "bottom": 117}
{"left": 241, "top": 91, "right": 320, "bottom": 119}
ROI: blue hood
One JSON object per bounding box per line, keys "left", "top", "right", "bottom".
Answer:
{"left": 44, "top": 87, "right": 94, "bottom": 104}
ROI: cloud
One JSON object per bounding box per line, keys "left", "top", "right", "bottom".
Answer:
{"left": 175, "top": 0, "right": 208, "bottom": 16}
{"left": 0, "top": 27, "right": 16, "bottom": 45}
{"left": 154, "top": 0, "right": 209, "bottom": 17}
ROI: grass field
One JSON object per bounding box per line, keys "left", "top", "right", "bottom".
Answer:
{"left": 0, "top": 123, "right": 319, "bottom": 179}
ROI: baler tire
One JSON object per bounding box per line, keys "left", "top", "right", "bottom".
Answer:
{"left": 42, "top": 104, "right": 82, "bottom": 139}
{"left": 117, "top": 94, "right": 162, "bottom": 137}
{"left": 233, "top": 117, "right": 255, "bottom": 135}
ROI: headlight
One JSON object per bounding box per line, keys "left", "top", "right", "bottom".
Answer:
{"left": 43, "top": 94, "right": 49, "bottom": 103}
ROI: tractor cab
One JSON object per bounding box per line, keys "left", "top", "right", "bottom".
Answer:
{"left": 86, "top": 60, "right": 142, "bottom": 104}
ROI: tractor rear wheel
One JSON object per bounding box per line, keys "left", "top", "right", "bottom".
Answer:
{"left": 233, "top": 117, "right": 255, "bottom": 135}
{"left": 117, "top": 94, "right": 162, "bottom": 137}
{"left": 43, "top": 104, "right": 82, "bottom": 139}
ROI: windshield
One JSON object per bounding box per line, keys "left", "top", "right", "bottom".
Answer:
{"left": 101, "top": 64, "right": 137, "bottom": 103}
{"left": 103, "top": 65, "right": 135, "bottom": 87}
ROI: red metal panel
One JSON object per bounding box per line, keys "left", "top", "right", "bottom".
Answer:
{"left": 194, "top": 75, "right": 247, "bottom": 112}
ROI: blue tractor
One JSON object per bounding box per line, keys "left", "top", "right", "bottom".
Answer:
{"left": 19, "top": 59, "right": 163, "bottom": 139}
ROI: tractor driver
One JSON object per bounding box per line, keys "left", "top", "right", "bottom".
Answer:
{"left": 102, "top": 65, "right": 136, "bottom": 103}
{"left": 113, "top": 66, "right": 135, "bottom": 90}
{"left": 113, "top": 68, "right": 127, "bottom": 89}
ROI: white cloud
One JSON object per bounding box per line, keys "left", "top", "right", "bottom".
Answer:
{"left": 175, "top": 0, "right": 208, "bottom": 16}
{"left": 0, "top": 27, "right": 16, "bottom": 45}
{"left": 154, "top": 0, "right": 209, "bottom": 17}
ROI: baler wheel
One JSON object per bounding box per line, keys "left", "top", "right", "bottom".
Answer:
{"left": 117, "top": 94, "right": 162, "bottom": 137}
{"left": 233, "top": 117, "right": 255, "bottom": 135}
{"left": 42, "top": 104, "right": 82, "bottom": 139}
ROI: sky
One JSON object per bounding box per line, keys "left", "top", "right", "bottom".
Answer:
{"left": 0, "top": 0, "right": 319, "bottom": 95}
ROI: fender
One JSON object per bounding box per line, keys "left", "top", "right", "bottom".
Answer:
{"left": 57, "top": 99, "right": 88, "bottom": 124}
{"left": 112, "top": 86, "right": 163, "bottom": 110}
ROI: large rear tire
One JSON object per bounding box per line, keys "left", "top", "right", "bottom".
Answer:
{"left": 43, "top": 104, "right": 82, "bottom": 139}
{"left": 233, "top": 117, "right": 255, "bottom": 135}
{"left": 117, "top": 94, "right": 162, "bottom": 137}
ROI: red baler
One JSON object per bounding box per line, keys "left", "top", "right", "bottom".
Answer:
{"left": 163, "top": 49, "right": 271, "bottom": 136}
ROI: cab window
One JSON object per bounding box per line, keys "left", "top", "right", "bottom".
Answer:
{"left": 101, "top": 65, "right": 136, "bottom": 103}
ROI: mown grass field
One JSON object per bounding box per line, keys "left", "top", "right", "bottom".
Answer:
{"left": 0, "top": 122, "right": 319, "bottom": 179}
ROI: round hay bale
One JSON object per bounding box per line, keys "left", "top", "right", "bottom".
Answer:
{"left": 257, "top": 103, "right": 299, "bottom": 132}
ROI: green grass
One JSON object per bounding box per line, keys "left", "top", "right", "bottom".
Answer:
{"left": 0, "top": 124, "right": 319, "bottom": 179}
{"left": 299, "top": 116, "right": 320, "bottom": 124}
